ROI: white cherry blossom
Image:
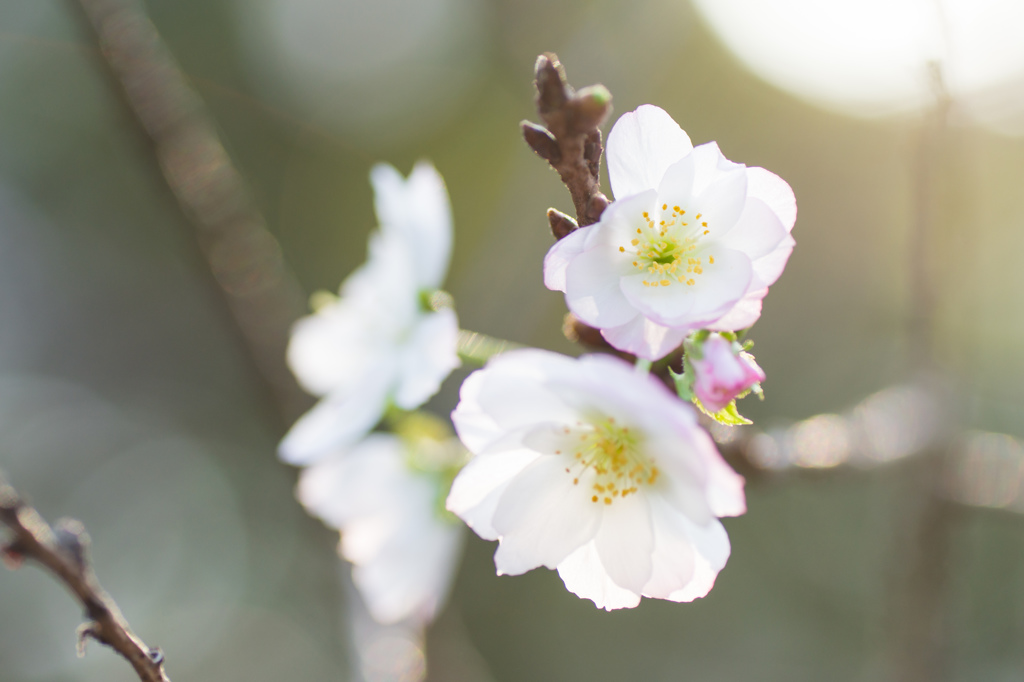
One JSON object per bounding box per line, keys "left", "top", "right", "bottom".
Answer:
{"left": 298, "top": 428, "right": 465, "bottom": 625}
{"left": 446, "top": 349, "right": 746, "bottom": 610}
{"left": 280, "top": 162, "right": 460, "bottom": 465}
{"left": 544, "top": 105, "right": 796, "bottom": 361}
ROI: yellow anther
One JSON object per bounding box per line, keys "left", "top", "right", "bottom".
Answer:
{"left": 619, "top": 246, "right": 625, "bottom": 252}
{"left": 631, "top": 238, "right": 639, "bottom": 246}
{"left": 709, "top": 255, "right": 715, "bottom": 264}
{"left": 604, "top": 497, "right": 612, "bottom": 505}
{"left": 695, "top": 266, "right": 703, "bottom": 274}
{"left": 662, "top": 203, "right": 667, "bottom": 210}
{"left": 592, "top": 495, "right": 598, "bottom": 503}
{"left": 687, "top": 279, "right": 695, "bottom": 285}
{"left": 702, "top": 221, "right": 707, "bottom": 227}
{"left": 673, "top": 205, "right": 681, "bottom": 212}
{"left": 703, "top": 230, "right": 709, "bottom": 235}
{"left": 660, "top": 279, "right": 670, "bottom": 286}
{"left": 695, "top": 213, "right": 702, "bottom": 219}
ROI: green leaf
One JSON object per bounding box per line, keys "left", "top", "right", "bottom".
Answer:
{"left": 692, "top": 397, "right": 753, "bottom": 426}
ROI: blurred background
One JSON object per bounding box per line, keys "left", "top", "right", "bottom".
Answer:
{"left": 1, "top": 0, "right": 1024, "bottom": 680}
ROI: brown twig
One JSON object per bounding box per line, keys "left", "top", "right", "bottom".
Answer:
{"left": 523, "top": 54, "right": 621, "bottom": 354}
{"left": 0, "top": 473, "right": 170, "bottom": 682}
{"left": 522, "top": 53, "right": 612, "bottom": 232}
{"left": 68, "top": 0, "right": 312, "bottom": 421}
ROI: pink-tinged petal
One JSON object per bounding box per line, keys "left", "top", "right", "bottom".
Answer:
{"left": 665, "top": 516, "right": 731, "bottom": 603}
{"left": 566, "top": 247, "right": 644, "bottom": 328}
{"left": 718, "top": 198, "right": 790, "bottom": 261}
{"left": 600, "top": 315, "right": 688, "bottom": 361}
{"left": 594, "top": 492, "right": 654, "bottom": 593}
{"left": 543, "top": 225, "right": 591, "bottom": 292}
{"left": 691, "top": 165, "right": 748, "bottom": 239}
{"left": 690, "top": 141, "right": 745, "bottom": 197}
{"left": 642, "top": 497, "right": 697, "bottom": 598}
{"left": 394, "top": 309, "right": 460, "bottom": 410}
{"left": 654, "top": 155, "right": 696, "bottom": 211}
{"left": 691, "top": 334, "right": 765, "bottom": 413}
{"left": 747, "top": 166, "right": 796, "bottom": 232}
{"left": 751, "top": 234, "right": 796, "bottom": 287}
{"left": 492, "top": 455, "right": 602, "bottom": 575}
{"left": 557, "top": 541, "right": 642, "bottom": 610}
{"left": 706, "top": 290, "right": 764, "bottom": 332}
{"left": 371, "top": 162, "right": 453, "bottom": 290}
{"left": 607, "top": 105, "right": 693, "bottom": 200}
{"left": 446, "top": 449, "right": 540, "bottom": 540}
{"left": 279, "top": 374, "right": 393, "bottom": 465}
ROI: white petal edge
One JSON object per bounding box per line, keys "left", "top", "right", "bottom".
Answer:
{"left": 394, "top": 309, "right": 460, "bottom": 410}
{"left": 557, "top": 541, "right": 642, "bottom": 610}
{"left": 607, "top": 105, "right": 693, "bottom": 201}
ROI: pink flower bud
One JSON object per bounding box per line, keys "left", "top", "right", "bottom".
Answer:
{"left": 692, "top": 334, "right": 765, "bottom": 413}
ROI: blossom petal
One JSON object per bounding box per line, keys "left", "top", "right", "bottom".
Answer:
{"left": 642, "top": 496, "right": 697, "bottom": 598}
{"left": 751, "top": 234, "right": 796, "bottom": 288}
{"left": 653, "top": 155, "right": 696, "bottom": 212}
{"left": 747, "top": 166, "right": 796, "bottom": 232}
{"left": 446, "top": 448, "right": 540, "bottom": 540}
{"left": 600, "top": 315, "right": 688, "bottom": 361}
{"left": 492, "top": 455, "right": 601, "bottom": 575}
{"left": 620, "top": 246, "right": 752, "bottom": 328}
{"left": 557, "top": 541, "right": 642, "bottom": 610}
{"left": 607, "top": 105, "right": 693, "bottom": 200}
{"left": 706, "top": 291, "right": 764, "bottom": 332}
{"left": 543, "top": 225, "right": 590, "bottom": 292}
{"left": 665, "top": 516, "right": 731, "bottom": 603}
{"left": 370, "top": 161, "right": 453, "bottom": 290}
{"left": 692, "top": 167, "right": 748, "bottom": 239}
{"left": 351, "top": 514, "right": 463, "bottom": 624}
{"left": 718, "top": 198, "right": 790, "bottom": 262}
{"left": 278, "top": 375, "right": 392, "bottom": 465}
{"left": 565, "top": 245, "right": 643, "bottom": 328}
{"left": 690, "top": 141, "right": 745, "bottom": 197}
{"left": 456, "top": 352, "right": 579, "bottom": 440}
{"left": 705, "top": 446, "right": 747, "bottom": 518}
{"left": 286, "top": 301, "right": 383, "bottom": 397}
{"left": 394, "top": 309, "right": 460, "bottom": 410}
{"left": 594, "top": 492, "right": 654, "bottom": 593}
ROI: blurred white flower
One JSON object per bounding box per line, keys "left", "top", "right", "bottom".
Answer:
{"left": 446, "top": 349, "right": 746, "bottom": 610}
{"left": 298, "top": 422, "right": 466, "bottom": 625}
{"left": 691, "top": 333, "right": 765, "bottom": 414}
{"left": 544, "top": 105, "right": 796, "bottom": 361}
{"left": 280, "top": 162, "right": 460, "bottom": 465}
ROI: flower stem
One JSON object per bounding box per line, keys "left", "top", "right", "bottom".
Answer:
{"left": 457, "top": 330, "right": 521, "bottom": 365}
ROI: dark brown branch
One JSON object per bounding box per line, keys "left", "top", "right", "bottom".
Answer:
{"left": 523, "top": 53, "right": 612, "bottom": 232}
{"left": 0, "top": 473, "right": 170, "bottom": 682}
{"left": 69, "top": 0, "right": 312, "bottom": 421}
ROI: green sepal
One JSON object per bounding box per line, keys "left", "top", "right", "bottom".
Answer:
{"left": 692, "top": 397, "right": 753, "bottom": 426}
{"left": 669, "top": 366, "right": 694, "bottom": 401}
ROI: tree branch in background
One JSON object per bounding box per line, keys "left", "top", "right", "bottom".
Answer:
{"left": 68, "top": 0, "right": 311, "bottom": 421}
{"left": 0, "top": 473, "right": 170, "bottom": 682}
